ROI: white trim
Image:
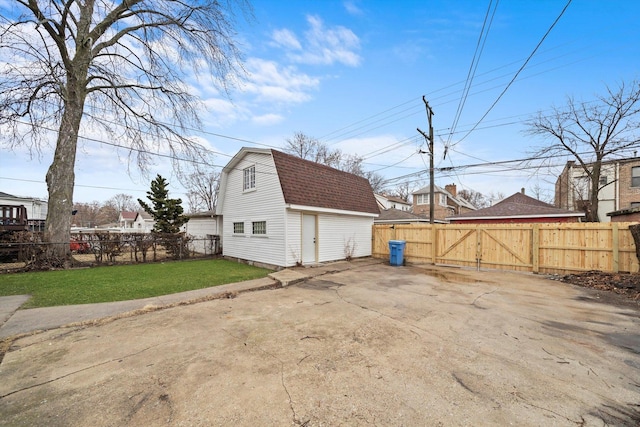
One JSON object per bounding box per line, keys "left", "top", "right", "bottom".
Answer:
{"left": 286, "top": 204, "right": 379, "bottom": 218}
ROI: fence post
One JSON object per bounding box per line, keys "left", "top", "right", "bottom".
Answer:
{"left": 532, "top": 224, "right": 539, "bottom": 274}
{"left": 431, "top": 224, "right": 437, "bottom": 265}
{"left": 612, "top": 223, "right": 619, "bottom": 273}
{"left": 475, "top": 226, "right": 482, "bottom": 270}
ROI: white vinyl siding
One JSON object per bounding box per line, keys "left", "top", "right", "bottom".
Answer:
{"left": 219, "top": 149, "right": 375, "bottom": 267}
{"left": 220, "top": 152, "right": 287, "bottom": 266}
{"left": 317, "top": 214, "right": 373, "bottom": 263}
{"left": 183, "top": 217, "right": 218, "bottom": 254}
{"left": 285, "top": 210, "right": 302, "bottom": 266}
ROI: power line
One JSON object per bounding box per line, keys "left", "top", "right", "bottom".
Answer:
{"left": 446, "top": 0, "right": 499, "bottom": 151}
{"left": 452, "top": 0, "right": 573, "bottom": 147}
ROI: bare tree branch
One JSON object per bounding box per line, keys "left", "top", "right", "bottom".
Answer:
{"left": 0, "top": 0, "right": 251, "bottom": 264}
{"left": 525, "top": 80, "right": 640, "bottom": 221}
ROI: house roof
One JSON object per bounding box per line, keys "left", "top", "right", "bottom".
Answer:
{"left": 375, "top": 208, "right": 430, "bottom": 223}
{"left": 188, "top": 210, "right": 217, "bottom": 218}
{"left": 379, "top": 194, "right": 410, "bottom": 205}
{"left": 447, "top": 192, "right": 585, "bottom": 221}
{"left": 120, "top": 211, "right": 137, "bottom": 220}
{"left": 271, "top": 150, "right": 379, "bottom": 215}
{"left": 136, "top": 210, "right": 153, "bottom": 220}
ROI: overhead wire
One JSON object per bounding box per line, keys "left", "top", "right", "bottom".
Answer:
{"left": 451, "top": 0, "right": 573, "bottom": 147}
{"left": 445, "top": 0, "right": 499, "bottom": 153}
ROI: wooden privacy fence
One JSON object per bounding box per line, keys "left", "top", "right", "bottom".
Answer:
{"left": 372, "top": 222, "right": 639, "bottom": 274}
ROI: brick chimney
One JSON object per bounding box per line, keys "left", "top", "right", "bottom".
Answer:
{"left": 445, "top": 183, "right": 457, "bottom": 198}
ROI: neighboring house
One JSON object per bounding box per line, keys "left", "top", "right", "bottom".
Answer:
{"left": 412, "top": 184, "right": 476, "bottom": 221}
{"left": 118, "top": 211, "right": 137, "bottom": 230}
{"left": 555, "top": 157, "right": 640, "bottom": 222}
{"left": 607, "top": 206, "right": 640, "bottom": 222}
{"left": 447, "top": 190, "right": 585, "bottom": 223}
{"left": 0, "top": 191, "right": 47, "bottom": 231}
{"left": 133, "top": 211, "right": 155, "bottom": 233}
{"left": 216, "top": 148, "right": 379, "bottom": 267}
{"left": 183, "top": 210, "right": 221, "bottom": 254}
{"left": 375, "top": 208, "right": 439, "bottom": 224}
{"left": 375, "top": 194, "right": 412, "bottom": 212}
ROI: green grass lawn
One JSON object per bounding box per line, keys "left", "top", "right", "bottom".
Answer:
{"left": 0, "top": 259, "right": 271, "bottom": 308}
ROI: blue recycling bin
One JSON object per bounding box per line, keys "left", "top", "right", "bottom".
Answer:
{"left": 388, "top": 240, "right": 406, "bottom": 266}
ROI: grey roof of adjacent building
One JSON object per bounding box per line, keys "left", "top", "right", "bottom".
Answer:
{"left": 375, "top": 208, "right": 431, "bottom": 223}
{"left": 447, "top": 192, "right": 585, "bottom": 221}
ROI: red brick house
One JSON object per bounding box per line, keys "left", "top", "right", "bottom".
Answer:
{"left": 447, "top": 190, "right": 584, "bottom": 224}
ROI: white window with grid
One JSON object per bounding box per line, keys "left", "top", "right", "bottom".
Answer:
{"left": 233, "top": 222, "right": 244, "bottom": 234}
{"left": 252, "top": 221, "right": 266, "bottom": 235}
{"left": 243, "top": 165, "right": 255, "bottom": 191}
{"left": 415, "top": 194, "right": 429, "bottom": 205}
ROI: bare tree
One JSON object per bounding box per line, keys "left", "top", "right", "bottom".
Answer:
{"left": 183, "top": 170, "right": 220, "bottom": 213}
{"left": 105, "top": 193, "right": 137, "bottom": 213}
{"left": 458, "top": 189, "right": 489, "bottom": 209}
{"left": 283, "top": 132, "right": 341, "bottom": 167}
{"left": 526, "top": 81, "right": 640, "bottom": 222}
{"left": 0, "top": 1, "right": 250, "bottom": 265}
{"left": 283, "top": 132, "right": 386, "bottom": 193}
{"left": 392, "top": 182, "right": 412, "bottom": 202}
{"left": 528, "top": 183, "right": 554, "bottom": 205}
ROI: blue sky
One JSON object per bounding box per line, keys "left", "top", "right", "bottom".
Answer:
{"left": 2, "top": 0, "right": 640, "bottom": 206}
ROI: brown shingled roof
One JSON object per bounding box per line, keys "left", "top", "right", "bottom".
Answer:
{"left": 447, "top": 192, "right": 583, "bottom": 220}
{"left": 271, "top": 149, "right": 379, "bottom": 215}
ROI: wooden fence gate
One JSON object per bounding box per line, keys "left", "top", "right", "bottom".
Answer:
{"left": 372, "top": 222, "right": 639, "bottom": 275}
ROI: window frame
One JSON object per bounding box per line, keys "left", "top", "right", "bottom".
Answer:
{"left": 415, "top": 194, "right": 429, "bottom": 205}
{"left": 252, "top": 220, "right": 267, "bottom": 236}
{"left": 632, "top": 166, "right": 640, "bottom": 187}
{"left": 233, "top": 222, "right": 245, "bottom": 234}
{"left": 243, "top": 165, "right": 256, "bottom": 191}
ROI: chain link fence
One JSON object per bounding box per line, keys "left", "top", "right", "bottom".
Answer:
{"left": 0, "top": 231, "right": 221, "bottom": 271}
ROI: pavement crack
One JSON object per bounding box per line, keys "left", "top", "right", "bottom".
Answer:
{"left": 333, "top": 288, "right": 444, "bottom": 341}
{"left": 0, "top": 344, "right": 160, "bottom": 399}
{"left": 451, "top": 373, "right": 476, "bottom": 394}
{"left": 221, "top": 328, "right": 306, "bottom": 426}
{"left": 471, "top": 288, "right": 497, "bottom": 308}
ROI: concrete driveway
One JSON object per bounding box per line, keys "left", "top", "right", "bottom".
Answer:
{"left": 1, "top": 263, "right": 639, "bottom": 426}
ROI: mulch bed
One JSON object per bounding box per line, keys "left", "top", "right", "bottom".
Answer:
{"left": 556, "top": 271, "right": 640, "bottom": 303}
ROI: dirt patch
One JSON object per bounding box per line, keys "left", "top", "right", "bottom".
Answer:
{"left": 554, "top": 271, "right": 640, "bottom": 307}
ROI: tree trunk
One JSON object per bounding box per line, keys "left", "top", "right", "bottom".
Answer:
{"left": 41, "top": 2, "right": 93, "bottom": 266}
{"left": 587, "top": 163, "right": 601, "bottom": 222}
{"left": 630, "top": 224, "right": 640, "bottom": 264}
{"left": 43, "top": 103, "right": 83, "bottom": 265}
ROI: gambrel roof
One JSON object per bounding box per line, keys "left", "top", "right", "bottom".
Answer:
{"left": 447, "top": 191, "right": 584, "bottom": 221}
{"left": 219, "top": 148, "right": 379, "bottom": 216}
{"left": 271, "top": 149, "right": 379, "bottom": 215}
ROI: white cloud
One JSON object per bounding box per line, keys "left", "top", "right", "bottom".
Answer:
{"left": 251, "top": 113, "right": 284, "bottom": 126}
{"left": 242, "top": 58, "right": 319, "bottom": 104}
{"left": 271, "top": 28, "right": 301, "bottom": 50}
{"left": 272, "top": 15, "right": 361, "bottom": 67}
{"left": 344, "top": 1, "right": 363, "bottom": 16}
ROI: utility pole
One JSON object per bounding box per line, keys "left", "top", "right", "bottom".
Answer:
{"left": 417, "top": 96, "right": 435, "bottom": 224}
